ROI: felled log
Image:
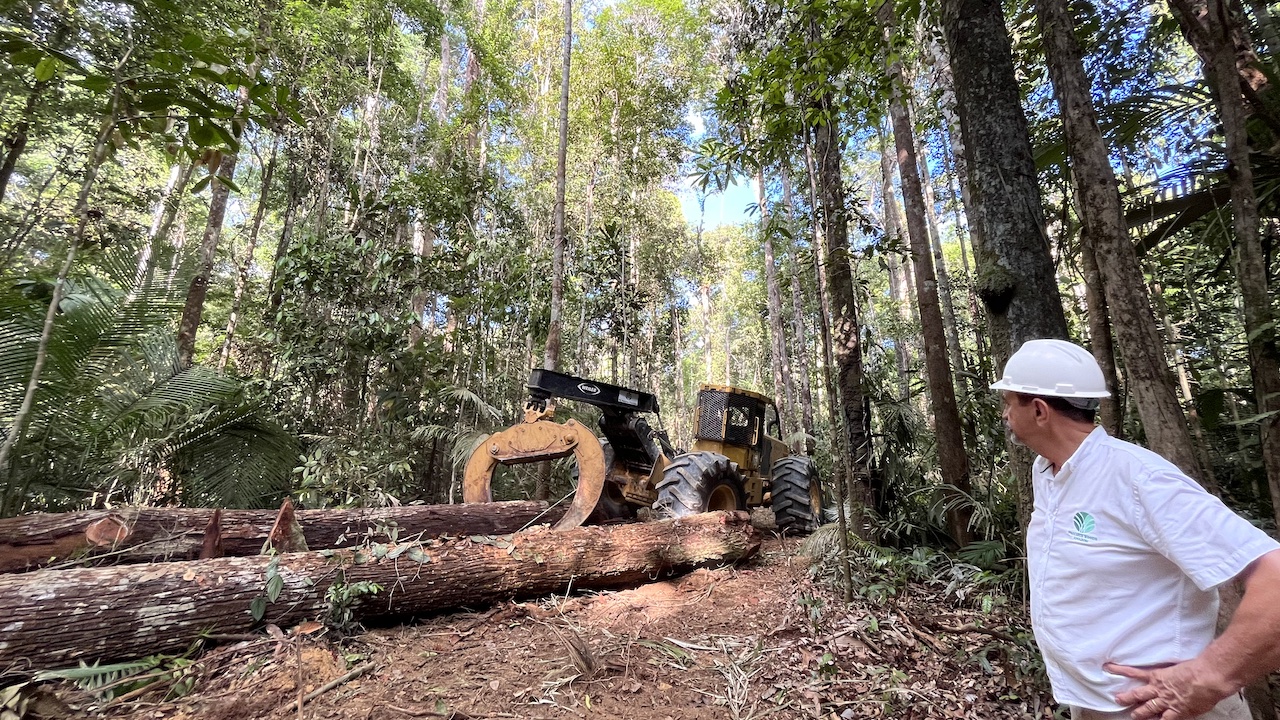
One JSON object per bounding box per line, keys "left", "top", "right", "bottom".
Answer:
{"left": 0, "top": 511, "right": 759, "bottom": 672}
{"left": 0, "top": 501, "right": 567, "bottom": 573}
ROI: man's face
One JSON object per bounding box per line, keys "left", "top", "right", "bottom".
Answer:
{"left": 1000, "top": 391, "right": 1030, "bottom": 447}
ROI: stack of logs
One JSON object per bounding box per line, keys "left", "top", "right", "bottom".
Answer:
{"left": 0, "top": 500, "right": 761, "bottom": 673}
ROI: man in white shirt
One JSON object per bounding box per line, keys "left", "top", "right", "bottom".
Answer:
{"left": 991, "top": 339, "right": 1280, "bottom": 720}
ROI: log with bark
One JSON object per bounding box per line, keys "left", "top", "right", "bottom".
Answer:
{"left": 0, "top": 511, "right": 760, "bottom": 672}
{"left": 0, "top": 501, "right": 567, "bottom": 573}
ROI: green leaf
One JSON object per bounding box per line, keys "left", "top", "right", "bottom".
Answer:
{"left": 10, "top": 48, "right": 43, "bottom": 66}
{"left": 188, "top": 121, "right": 216, "bottom": 148}
{"left": 210, "top": 123, "right": 240, "bottom": 152}
{"left": 73, "top": 74, "right": 113, "bottom": 93}
{"left": 180, "top": 33, "right": 205, "bottom": 51}
{"left": 190, "top": 175, "right": 211, "bottom": 194}
{"left": 137, "top": 92, "right": 174, "bottom": 113}
{"left": 214, "top": 175, "right": 241, "bottom": 193}
{"left": 34, "top": 56, "right": 56, "bottom": 82}
{"left": 266, "top": 573, "right": 284, "bottom": 602}
{"left": 250, "top": 596, "right": 267, "bottom": 621}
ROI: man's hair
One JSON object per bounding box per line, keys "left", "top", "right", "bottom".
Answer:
{"left": 1012, "top": 392, "right": 1098, "bottom": 424}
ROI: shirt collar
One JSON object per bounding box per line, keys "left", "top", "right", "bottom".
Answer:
{"left": 1035, "top": 425, "right": 1109, "bottom": 482}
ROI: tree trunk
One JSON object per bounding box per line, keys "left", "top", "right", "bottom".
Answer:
{"left": 1037, "top": 0, "right": 1206, "bottom": 482}
{"left": 0, "top": 511, "right": 760, "bottom": 671}
{"left": 812, "top": 116, "right": 873, "bottom": 510}
{"left": 754, "top": 165, "right": 794, "bottom": 437}
{"left": 0, "top": 79, "right": 50, "bottom": 206}
{"left": 134, "top": 161, "right": 193, "bottom": 295}
{"left": 883, "top": 3, "right": 974, "bottom": 547}
{"left": 804, "top": 135, "right": 854, "bottom": 601}
{"left": 1170, "top": 0, "right": 1280, "bottom": 531}
{"left": 877, "top": 129, "right": 915, "bottom": 396}
{"left": 218, "top": 136, "right": 280, "bottom": 371}
{"left": 780, "top": 165, "right": 816, "bottom": 454}
{"left": 0, "top": 86, "right": 119, "bottom": 495}
{"left": 941, "top": 0, "right": 1069, "bottom": 529}
{"left": 917, "top": 131, "right": 965, "bottom": 378}
{"left": 544, "top": 0, "right": 572, "bottom": 376}
{"left": 1079, "top": 237, "right": 1123, "bottom": 436}
{"left": 266, "top": 165, "right": 300, "bottom": 327}
{"left": 0, "top": 501, "right": 569, "bottom": 574}
{"left": 537, "top": 0, "right": 572, "bottom": 505}
{"left": 940, "top": 0, "right": 1068, "bottom": 349}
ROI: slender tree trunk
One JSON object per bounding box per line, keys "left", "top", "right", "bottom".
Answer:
{"left": 805, "top": 134, "right": 854, "bottom": 602}
{"left": 0, "top": 79, "right": 50, "bottom": 206}
{"left": 877, "top": 129, "right": 914, "bottom": 395}
{"left": 754, "top": 166, "right": 794, "bottom": 437}
{"left": 917, "top": 132, "right": 965, "bottom": 377}
{"left": 265, "top": 164, "right": 299, "bottom": 325}
{"left": 1149, "top": 279, "right": 1220, "bottom": 492}
{"left": 0, "top": 82, "right": 120, "bottom": 497}
{"left": 177, "top": 80, "right": 255, "bottom": 367}
{"left": 135, "top": 161, "right": 193, "bottom": 294}
{"left": 536, "top": 0, "right": 572, "bottom": 505}
{"left": 883, "top": 4, "right": 973, "bottom": 547}
{"left": 1170, "top": 0, "right": 1280, "bottom": 530}
{"left": 218, "top": 136, "right": 279, "bottom": 371}
{"left": 1079, "top": 237, "right": 1122, "bottom": 436}
{"left": 780, "top": 165, "right": 816, "bottom": 454}
{"left": 1037, "top": 0, "right": 1206, "bottom": 481}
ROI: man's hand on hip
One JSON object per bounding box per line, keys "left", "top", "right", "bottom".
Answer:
{"left": 1104, "top": 660, "right": 1233, "bottom": 720}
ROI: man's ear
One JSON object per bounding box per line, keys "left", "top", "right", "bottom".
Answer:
{"left": 1033, "top": 398, "right": 1049, "bottom": 423}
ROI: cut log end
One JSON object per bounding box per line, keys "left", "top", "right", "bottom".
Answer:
{"left": 84, "top": 516, "right": 132, "bottom": 547}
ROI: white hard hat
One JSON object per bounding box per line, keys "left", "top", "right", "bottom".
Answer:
{"left": 989, "top": 339, "right": 1111, "bottom": 402}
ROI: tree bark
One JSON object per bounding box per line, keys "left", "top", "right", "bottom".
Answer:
{"left": 812, "top": 116, "right": 873, "bottom": 509}
{"left": 940, "top": 0, "right": 1067, "bottom": 349}
{"left": 754, "top": 166, "right": 794, "bottom": 437}
{"left": 1078, "top": 237, "right": 1122, "bottom": 436}
{"left": 804, "top": 135, "right": 854, "bottom": 600}
{"left": 940, "top": 0, "right": 1069, "bottom": 529}
{"left": 0, "top": 511, "right": 760, "bottom": 671}
{"left": 218, "top": 136, "right": 279, "bottom": 371}
{"left": 0, "top": 79, "right": 50, "bottom": 207}
{"left": 177, "top": 151, "right": 237, "bottom": 367}
{"left": 780, "top": 165, "right": 816, "bottom": 454}
{"left": 539, "top": 0, "right": 572, "bottom": 511}
{"left": 877, "top": 129, "right": 915, "bottom": 396}
{"left": 1037, "top": 0, "right": 1206, "bottom": 481}
{"left": 883, "top": 3, "right": 974, "bottom": 547}
{"left": 0, "top": 501, "right": 568, "bottom": 574}
{"left": 1169, "top": 0, "right": 1280, "bottom": 530}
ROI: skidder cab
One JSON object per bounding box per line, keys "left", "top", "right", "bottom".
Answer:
{"left": 462, "top": 370, "right": 823, "bottom": 534}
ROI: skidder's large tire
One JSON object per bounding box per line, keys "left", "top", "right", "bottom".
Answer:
{"left": 771, "top": 456, "right": 821, "bottom": 535}
{"left": 653, "top": 451, "right": 746, "bottom": 518}
{"left": 572, "top": 439, "right": 639, "bottom": 525}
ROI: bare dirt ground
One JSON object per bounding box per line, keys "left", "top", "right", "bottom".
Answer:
{"left": 62, "top": 513, "right": 1056, "bottom": 720}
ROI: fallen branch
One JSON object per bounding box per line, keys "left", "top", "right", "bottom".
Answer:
{"left": 922, "top": 621, "right": 1020, "bottom": 645}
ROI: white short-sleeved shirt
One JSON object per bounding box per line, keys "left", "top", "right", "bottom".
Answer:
{"left": 1026, "top": 427, "right": 1280, "bottom": 711}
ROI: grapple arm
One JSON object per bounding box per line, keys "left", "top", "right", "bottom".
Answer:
{"left": 462, "top": 406, "right": 606, "bottom": 530}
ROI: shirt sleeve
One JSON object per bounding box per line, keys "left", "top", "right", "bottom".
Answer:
{"left": 1132, "top": 468, "right": 1280, "bottom": 591}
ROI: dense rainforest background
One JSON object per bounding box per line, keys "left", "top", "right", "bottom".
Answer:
{"left": 3, "top": 0, "right": 1279, "bottom": 590}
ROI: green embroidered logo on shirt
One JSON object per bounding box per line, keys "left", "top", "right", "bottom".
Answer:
{"left": 1071, "top": 511, "right": 1098, "bottom": 542}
